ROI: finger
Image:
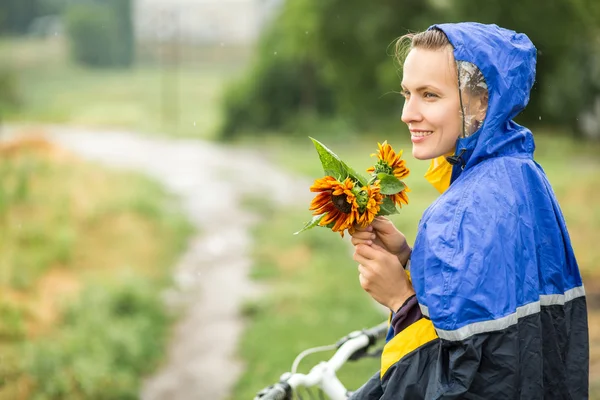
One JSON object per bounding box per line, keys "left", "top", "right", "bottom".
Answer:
{"left": 371, "top": 218, "right": 389, "bottom": 230}
{"left": 359, "top": 273, "right": 369, "bottom": 290}
{"left": 354, "top": 224, "right": 373, "bottom": 234}
{"left": 351, "top": 237, "right": 373, "bottom": 246}
{"left": 358, "top": 263, "right": 370, "bottom": 276}
{"left": 350, "top": 230, "right": 376, "bottom": 240}
{"left": 358, "top": 268, "right": 370, "bottom": 291}
{"left": 355, "top": 243, "right": 385, "bottom": 260}
{"left": 353, "top": 249, "right": 372, "bottom": 266}
{"left": 371, "top": 217, "right": 397, "bottom": 234}
{"left": 370, "top": 243, "right": 386, "bottom": 252}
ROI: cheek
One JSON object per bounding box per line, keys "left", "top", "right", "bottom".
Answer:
{"left": 440, "top": 105, "right": 462, "bottom": 138}
{"left": 425, "top": 105, "right": 459, "bottom": 132}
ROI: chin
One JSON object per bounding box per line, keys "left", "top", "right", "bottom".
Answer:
{"left": 412, "top": 147, "right": 433, "bottom": 160}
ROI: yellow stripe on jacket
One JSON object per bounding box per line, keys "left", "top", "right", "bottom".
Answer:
{"left": 381, "top": 318, "right": 438, "bottom": 379}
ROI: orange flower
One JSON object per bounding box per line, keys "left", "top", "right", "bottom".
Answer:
{"left": 367, "top": 141, "right": 410, "bottom": 180}
{"left": 309, "top": 176, "right": 358, "bottom": 237}
{"left": 388, "top": 184, "right": 411, "bottom": 208}
{"left": 367, "top": 141, "right": 410, "bottom": 207}
{"left": 356, "top": 183, "right": 384, "bottom": 227}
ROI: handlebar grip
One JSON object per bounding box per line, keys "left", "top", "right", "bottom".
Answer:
{"left": 254, "top": 382, "right": 291, "bottom": 400}
{"left": 364, "top": 321, "right": 389, "bottom": 343}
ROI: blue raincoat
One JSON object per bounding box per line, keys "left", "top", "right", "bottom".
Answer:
{"left": 352, "top": 22, "right": 588, "bottom": 399}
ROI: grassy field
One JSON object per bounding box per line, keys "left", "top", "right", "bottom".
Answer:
{"left": 235, "top": 132, "right": 600, "bottom": 398}
{"left": 0, "top": 37, "right": 244, "bottom": 140}
{"left": 232, "top": 201, "right": 384, "bottom": 398}
{"left": 0, "top": 137, "right": 193, "bottom": 399}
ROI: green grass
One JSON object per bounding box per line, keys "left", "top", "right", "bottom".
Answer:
{"left": 24, "top": 274, "right": 171, "bottom": 400}
{"left": 0, "top": 37, "right": 244, "bottom": 140}
{"left": 233, "top": 201, "right": 384, "bottom": 399}
{"left": 0, "top": 140, "right": 194, "bottom": 399}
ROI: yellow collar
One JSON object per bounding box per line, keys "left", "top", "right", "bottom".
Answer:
{"left": 424, "top": 154, "right": 454, "bottom": 194}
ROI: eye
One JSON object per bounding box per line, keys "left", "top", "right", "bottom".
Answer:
{"left": 400, "top": 90, "right": 410, "bottom": 98}
{"left": 423, "top": 92, "right": 439, "bottom": 99}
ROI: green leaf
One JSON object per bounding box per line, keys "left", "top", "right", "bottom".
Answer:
{"left": 376, "top": 173, "right": 406, "bottom": 195}
{"left": 310, "top": 137, "right": 346, "bottom": 179}
{"left": 309, "top": 137, "right": 368, "bottom": 186}
{"left": 378, "top": 197, "right": 399, "bottom": 216}
{"left": 294, "top": 214, "right": 326, "bottom": 235}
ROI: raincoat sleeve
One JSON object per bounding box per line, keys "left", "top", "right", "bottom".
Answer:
{"left": 351, "top": 200, "right": 520, "bottom": 399}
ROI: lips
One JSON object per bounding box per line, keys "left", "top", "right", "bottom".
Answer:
{"left": 410, "top": 130, "right": 433, "bottom": 143}
{"left": 410, "top": 131, "right": 433, "bottom": 137}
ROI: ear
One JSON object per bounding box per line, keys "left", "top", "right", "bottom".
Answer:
{"left": 476, "top": 93, "right": 488, "bottom": 123}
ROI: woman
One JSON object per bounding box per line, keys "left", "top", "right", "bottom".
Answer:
{"left": 350, "top": 23, "right": 589, "bottom": 399}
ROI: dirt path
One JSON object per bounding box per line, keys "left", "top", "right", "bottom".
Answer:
{"left": 4, "top": 125, "right": 312, "bottom": 399}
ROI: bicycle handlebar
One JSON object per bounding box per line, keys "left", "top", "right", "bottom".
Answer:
{"left": 254, "top": 321, "right": 389, "bottom": 400}
{"left": 253, "top": 382, "right": 291, "bottom": 400}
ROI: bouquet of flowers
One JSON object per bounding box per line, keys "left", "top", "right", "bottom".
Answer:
{"left": 295, "top": 138, "right": 410, "bottom": 237}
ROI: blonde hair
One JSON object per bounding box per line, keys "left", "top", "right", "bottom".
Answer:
{"left": 394, "top": 28, "right": 451, "bottom": 67}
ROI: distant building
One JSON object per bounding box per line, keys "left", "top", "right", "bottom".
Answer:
{"left": 133, "top": 0, "right": 283, "bottom": 45}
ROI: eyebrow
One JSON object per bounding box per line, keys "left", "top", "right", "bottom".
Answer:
{"left": 400, "top": 84, "right": 442, "bottom": 92}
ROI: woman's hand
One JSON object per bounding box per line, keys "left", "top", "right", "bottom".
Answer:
{"left": 350, "top": 217, "right": 412, "bottom": 267}
{"left": 353, "top": 243, "right": 415, "bottom": 312}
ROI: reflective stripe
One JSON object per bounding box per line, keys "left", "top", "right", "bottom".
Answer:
{"left": 420, "top": 304, "right": 430, "bottom": 317}
{"left": 431, "top": 285, "right": 585, "bottom": 342}
{"left": 436, "top": 301, "right": 540, "bottom": 341}
{"left": 380, "top": 318, "right": 438, "bottom": 379}
{"left": 539, "top": 285, "right": 586, "bottom": 306}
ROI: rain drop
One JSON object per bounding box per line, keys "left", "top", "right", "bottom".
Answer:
{"left": 539, "top": 116, "right": 542, "bottom": 121}
{"left": 193, "top": 121, "right": 196, "bottom": 126}
{"left": 305, "top": 31, "right": 308, "bottom": 34}
{"left": 274, "top": 51, "right": 278, "bottom": 55}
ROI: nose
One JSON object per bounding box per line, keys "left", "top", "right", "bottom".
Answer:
{"left": 401, "top": 97, "right": 423, "bottom": 125}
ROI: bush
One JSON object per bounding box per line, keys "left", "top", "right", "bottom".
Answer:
{"left": 65, "top": 0, "right": 133, "bottom": 68}
{"left": 0, "top": 68, "right": 21, "bottom": 120}
{"left": 25, "top": 276, "right": 171, "bottom": 399}
{"left": 105, "top": 0, "right": 134, "bottom": 67}
{"left": 217, "top": 0, "right": 438, "bottom": 140}
{"left": 219, "top": 0, "right": 600, "bottom": 139}
{"left": 65, "top": 3, "right": 119, "bottom": 67}
{"left": 0, "top": 0, "right": 38, "bottom": 34}
{"left": 220, "top": 57, "right": 335, "bottom": 140}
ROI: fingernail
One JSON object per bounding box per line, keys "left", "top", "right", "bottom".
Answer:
{"left": 371, "top": 234, "right": 376, "bottom": 240}
{"left": 367, "top": 240, "right": 373, "bottom": 245}
{"left": 367, "top": 226, "right": 373, "bottom": 232}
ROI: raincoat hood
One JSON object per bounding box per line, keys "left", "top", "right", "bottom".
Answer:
{"left": 430, "top": 22, "right": 537, "bottom": 174}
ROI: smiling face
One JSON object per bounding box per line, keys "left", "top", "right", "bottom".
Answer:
{"left": 401, "top": 46, "right": 463, "bottom": 160}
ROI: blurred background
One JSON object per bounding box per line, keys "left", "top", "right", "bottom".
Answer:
{"left": 0, "top": 0, "right": 599, "bottom": 399}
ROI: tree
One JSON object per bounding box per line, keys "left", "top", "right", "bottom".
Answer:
{"left": 65, "top": 0, "right": 134, "bottom": 68}
{"left": 219, "top": 0, "right": 600, "bottom": 138}
{"left": 220, "top": 0, "right": 440, "bottom": 138}
{"left": 0, "top": 0, "right": 40, "bottom": 34}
